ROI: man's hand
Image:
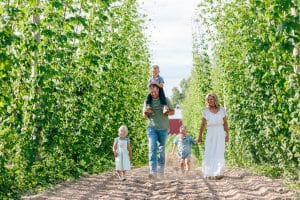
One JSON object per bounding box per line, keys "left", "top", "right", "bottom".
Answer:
{"left": 143, "top": 111, "right": 150, "bottom": 118}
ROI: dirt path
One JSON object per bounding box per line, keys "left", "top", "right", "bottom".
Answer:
{"left": 23, "top": 156, "right": 297, "bottom": 200}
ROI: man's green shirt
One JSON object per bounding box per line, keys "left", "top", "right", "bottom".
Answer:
{"left": 144, "top": 97, "right": 173, "bottom": 130}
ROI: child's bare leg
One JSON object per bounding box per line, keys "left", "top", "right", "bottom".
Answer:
{"left": 180, "top": 159, "right": 185, "bottom": 174}
{"left": 186, "top": 159, "right": 191, "bottom": 171}
{"left": 116, "top": 170, "right": 122, "bottom": 177}
{"left": 122, "top": 170, "right": 127, "bottom": 180}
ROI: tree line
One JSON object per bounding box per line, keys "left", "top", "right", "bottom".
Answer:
{"left": 181, "top": 0, "right": 299, "bottom": 180}
{"left": 0, "top": 0, "right": 149, "bottom": 198}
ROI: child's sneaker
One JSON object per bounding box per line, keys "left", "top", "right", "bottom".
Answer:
{"left": 163, "top": 105, "right": 169, "bottom": 115}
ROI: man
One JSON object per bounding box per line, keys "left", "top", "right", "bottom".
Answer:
{"left": 143, "top": 83, "right": 175, "bottom": 179}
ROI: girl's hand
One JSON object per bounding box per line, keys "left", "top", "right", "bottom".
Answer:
{"left": 113, "top": 151, "right": 118, "bottom": 157}
{"left": 225, "top": 134, "right": 229, "bottom": 142}
{"left": 197, "top": 137, "right": 203, "bottom": 144}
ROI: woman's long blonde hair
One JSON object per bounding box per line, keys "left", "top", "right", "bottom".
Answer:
{"left": 205, "top": 93, "right": 220, "bottom": 108}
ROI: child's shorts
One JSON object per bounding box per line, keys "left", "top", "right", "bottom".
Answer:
{"left": 178, "top": 154, "right": 191, "bottom": 162}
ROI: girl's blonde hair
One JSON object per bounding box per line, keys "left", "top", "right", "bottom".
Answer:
{"left": 205, "top": 93, "right": 220, "bottom": 108}
{"left": 118, "top": 125, "right": 128, "bottom": 136}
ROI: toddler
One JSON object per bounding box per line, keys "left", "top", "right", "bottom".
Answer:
{"left": 112, "top": 125, "right": 132, "bottom": 180}
{"left": 172, "top": 125, "right": 197, "bottom": 175}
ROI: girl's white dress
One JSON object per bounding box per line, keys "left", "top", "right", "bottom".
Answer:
{"left": 202, "top": 107, "right": 226, "bottom": 177}
{"left": 115, "top": 137, "right": 131, "bottom": 170}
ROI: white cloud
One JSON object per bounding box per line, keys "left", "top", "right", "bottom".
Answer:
{"left": 138, "top": 0, "right": 199, "bottom": 97}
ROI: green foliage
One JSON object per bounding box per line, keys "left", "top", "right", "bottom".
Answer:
{"left": 170, "top": 78, "right": 190, "bottom": 107}
{"left": 170, "top": 87, "right": 182, "bottom": 107}
{"left": 0, "top": 0, "right": 149, "bottom": 198}
{"left": 181, "top": 38, "right": 212, "bottom": 159}
{"left": 186, "top": 0, "right": 299, "bottom": 180}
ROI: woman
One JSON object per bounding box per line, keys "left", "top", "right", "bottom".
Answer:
{"left": 198, "top": 93, "right": 229, "bottom": 179}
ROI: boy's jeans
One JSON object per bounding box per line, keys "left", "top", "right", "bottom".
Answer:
{"left": 147, "top": 127, "right": 168, "bottom": 176}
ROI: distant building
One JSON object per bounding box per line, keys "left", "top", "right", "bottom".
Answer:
{"left": 169, "top": 106, "right": 182, "bottom": 134}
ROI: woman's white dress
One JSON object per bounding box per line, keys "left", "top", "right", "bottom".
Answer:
{"left": 202, "top": 107, "right": 226, "bottom": 177}
{"left": 115, "top": 137, "right": 131, "bottom": 170}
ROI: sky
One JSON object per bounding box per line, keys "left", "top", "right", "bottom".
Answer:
{"left": 137, "top": 0, "right": 200, "bottom": 97}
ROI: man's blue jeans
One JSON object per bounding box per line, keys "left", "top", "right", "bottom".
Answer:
{"left": 147, "top": 127, "right": 168, "bottom": 175}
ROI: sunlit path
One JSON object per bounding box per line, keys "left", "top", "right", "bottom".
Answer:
{"left": 23, "top": 156, "right": 297, "bottom": 200}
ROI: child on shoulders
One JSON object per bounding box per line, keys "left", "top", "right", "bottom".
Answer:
{"left": 144, "top": 65, "right": 169, "bottom": 115}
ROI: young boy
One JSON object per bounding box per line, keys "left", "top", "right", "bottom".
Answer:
{"left": 172, "top": 125, "right": 197, "bottom": 175}
{"left": 144, "top": 65, "right": 169, "bottom": 115}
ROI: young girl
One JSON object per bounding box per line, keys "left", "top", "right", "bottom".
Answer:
{"left": 112, "top": 125, "right": 132, "bottom": 181}
{"left": 172, "top": 125, "right": 197, "bottom": 175}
